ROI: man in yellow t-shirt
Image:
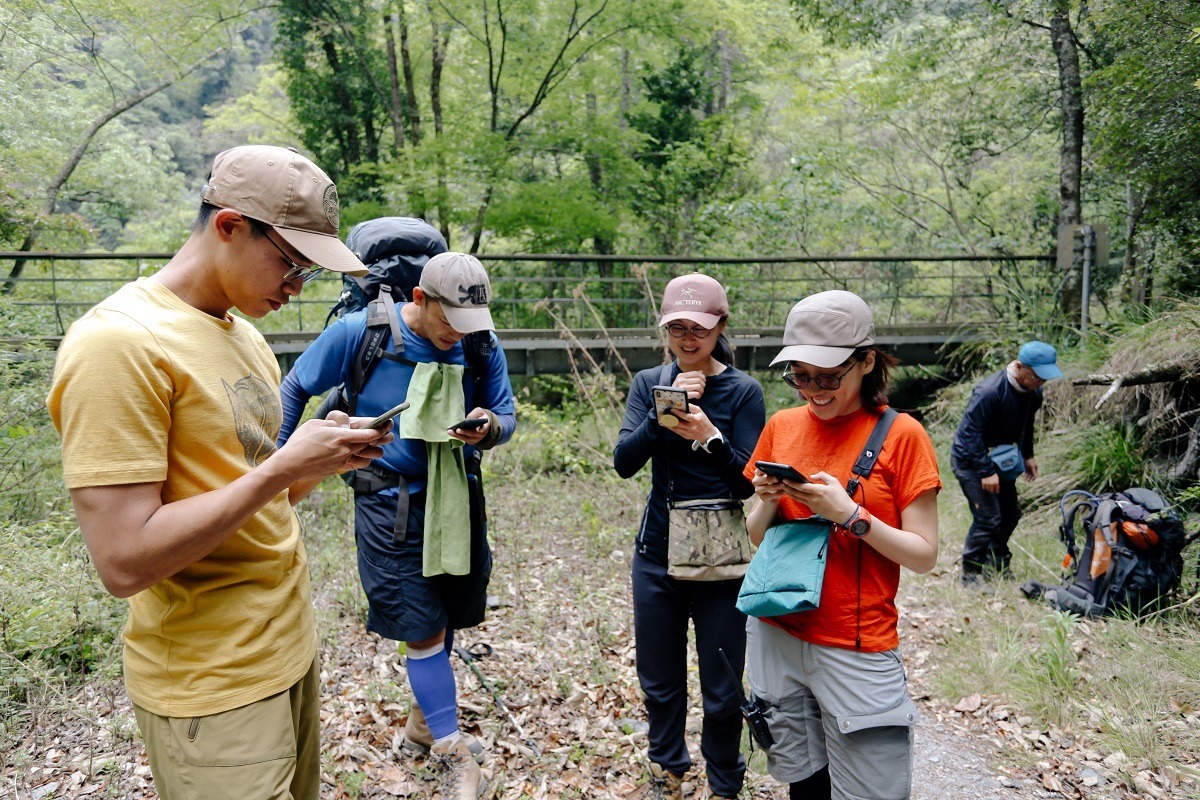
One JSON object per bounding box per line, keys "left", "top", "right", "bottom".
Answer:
{"left": 47, "top": 145, "right": 393, "bottom": 800}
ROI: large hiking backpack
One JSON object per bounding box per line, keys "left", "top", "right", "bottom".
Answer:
{"left": 327, "top": 216, "right": 447, "bottom": 324}
{"left": 1021, "top": 488, "right": 1197, "bottom": 618}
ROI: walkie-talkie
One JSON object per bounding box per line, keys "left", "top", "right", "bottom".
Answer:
{"left": 718, "top": 647, "right": 774, "bottom": 751}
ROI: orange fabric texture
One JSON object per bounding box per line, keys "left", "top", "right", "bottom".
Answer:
{"left": 743, "top": 405, "right": 941, "bottom": 651}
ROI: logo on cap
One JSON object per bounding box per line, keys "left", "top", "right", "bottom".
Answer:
{"left": 322, "top": 185, "right": 340, "bottom": 229}
{"left": 459, "top": 283, "right": 488, "bottom": 306}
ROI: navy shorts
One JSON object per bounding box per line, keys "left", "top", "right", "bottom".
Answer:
{"left": 353, "top": 489, "right": 492, "bottom": 642}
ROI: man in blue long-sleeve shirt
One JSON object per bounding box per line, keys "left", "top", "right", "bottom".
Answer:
{"left": 951, "top": 341, "right": 1062, "bottom": 586}
{"left": 277, "top": 252, "right": 516, "bottom": 799}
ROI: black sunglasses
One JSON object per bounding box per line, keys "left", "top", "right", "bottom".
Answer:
{"left": 781, "top": 362, "right": 857, "bottom": 391}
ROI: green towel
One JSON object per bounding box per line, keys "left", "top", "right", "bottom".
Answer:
{"left": 400, "top": 361, "right": 471, "bottom": 577}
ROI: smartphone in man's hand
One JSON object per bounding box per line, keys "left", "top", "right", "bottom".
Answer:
{"left": 451, "top": 417, "right": 488, "bottom": 431}
{"left": 364, "top": 401, "right": 410, "bottom": 430}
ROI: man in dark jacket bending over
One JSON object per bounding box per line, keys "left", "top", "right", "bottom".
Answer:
{"left": 951, "top": 341, "right": 1062, "bottom": 586}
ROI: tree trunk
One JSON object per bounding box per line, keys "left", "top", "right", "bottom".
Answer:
{"left": 1050, "top": 3, "right": 1085, "bottom": 318}
{"left": 3, "top": 51, "right": 222, "bottom": 294}
{"left": 384, "top": 12, "right": 406, "bottom": 151}
{"left": 585, "top": 88, "right": 613, "bottom": 260}
{"left": 717, "top": 30, "right": 732, "bottom": 114}
{"left": 469, "top": 185, "right": 492, "bottom": 254}
{"left": 620, "top": 49, "right": 631, "bottom": 129}
{"left": 428, "top": 4, "right": 450, "bottom": 244}
{"left": 400, "top": 0, "right": 421, "bottom": 145}
{"left": 1119, "top": 180, "right": 1149, "bottom": 306}
{"left": 322, "top": 36, "right": 363, "bottom": 172}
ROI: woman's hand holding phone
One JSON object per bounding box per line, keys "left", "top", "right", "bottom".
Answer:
{"left": 672, "top": 370, "right": 707, "bottom": 401}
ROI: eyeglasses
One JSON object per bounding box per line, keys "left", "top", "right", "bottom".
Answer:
{"left": 265, "top": 234, "right": 324, "bottom": 284}
{"left": 664, "top": 323, "right": 713, "bottom": 339}
{"left": 781, "top": 362, "right": 857, "bottom": 391}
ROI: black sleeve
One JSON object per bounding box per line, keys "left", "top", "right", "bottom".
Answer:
{"left": 1022, "top": 391, "right": 1043, "bottom": 459}
{"left": 704, "top": 377, "right": 766, "bottom": 500}
{"left": 957, "top": 383, "right": 999, "bottom": 479}
{"left": 614, "top": 371, "right": 662, "bottom": 479}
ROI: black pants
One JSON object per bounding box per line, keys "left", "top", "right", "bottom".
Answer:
{"left": 632, "top": 550, "right": 746, "bottom": 797}
{"left": 955, "top": 470, "right": 1020, "bottom": 576}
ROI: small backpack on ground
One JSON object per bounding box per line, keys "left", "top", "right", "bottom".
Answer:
{"left": 1021, "top": 487, "right": 1197, "bottom": 618}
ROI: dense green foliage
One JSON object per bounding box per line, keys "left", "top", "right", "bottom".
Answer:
{"left": 2, "top": 0, "right": 1198, "bottom": 310}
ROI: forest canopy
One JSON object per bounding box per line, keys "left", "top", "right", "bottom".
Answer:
{"left": 2, "top": 0, "right": 1199, "bottom": 301}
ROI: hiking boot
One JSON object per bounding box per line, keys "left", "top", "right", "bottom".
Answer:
{"left": 402, "top": 702, "right": 485, "bottom": 763}
{"left": 430, "top": 737, "right": 485, "bottom": 800}
{"left": 634, "top": 763, "right": 683, "bottom": 800}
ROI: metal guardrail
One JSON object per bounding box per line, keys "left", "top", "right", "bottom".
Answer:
{"left": 2, "top": 251, "right": 1058, "bottom": 338}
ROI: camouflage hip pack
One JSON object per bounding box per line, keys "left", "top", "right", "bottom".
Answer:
{"left": 666, "top": 498, "right": 751, "bottom": 581}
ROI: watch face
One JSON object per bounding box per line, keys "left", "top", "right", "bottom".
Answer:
{"left": 849, "top": 518, "right": 871, "bottom": 537}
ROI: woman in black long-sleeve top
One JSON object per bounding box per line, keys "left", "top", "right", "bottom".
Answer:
{"left": 614, "top": 273, "right": 766, "bottom": 800}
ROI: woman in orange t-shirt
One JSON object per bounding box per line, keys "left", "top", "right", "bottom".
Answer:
{"left": 742, "top": 290, "right": 941, "bottom": 800}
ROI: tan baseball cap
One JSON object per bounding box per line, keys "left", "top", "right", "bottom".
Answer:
{"left": 658, "top": 273, "right": 729, "bottom": 329}
{"left": 418, "top": 252, "right": 495, "bottom": 333}
{"left": 201, "top": 145, "right": 367, "bottom": 277}
{"left": 770, "top": 290, "right": 876, "bottom": 368}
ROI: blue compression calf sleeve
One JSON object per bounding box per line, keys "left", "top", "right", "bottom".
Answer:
{"left": 407, "top": 643, "right": 458, "bottom": 740}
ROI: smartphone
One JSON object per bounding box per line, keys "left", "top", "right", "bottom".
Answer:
{"left": 755, "top": 461, "right": 810, "bottom": 483}
{"left": 364, "top": 400, "right": 410, "bottom": 430}
{"left": 652, "top": 385, "right": 689, "bottom": 428}
{"left": 451, "top": 416, "right": 488, "bottom": 431}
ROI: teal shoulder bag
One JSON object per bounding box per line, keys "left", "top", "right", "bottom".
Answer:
{"left": 988, "top": 443, "right": 1025, "bottom": 481}
{"left": 735, "top": 518, "right": 831, "bottom": 617}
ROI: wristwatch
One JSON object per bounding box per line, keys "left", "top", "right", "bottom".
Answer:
{"left": 693, "top": 429, "right": 726, "bottom": 453}
{"left": 838, "top": 505, "right": 873, "bottom": 538}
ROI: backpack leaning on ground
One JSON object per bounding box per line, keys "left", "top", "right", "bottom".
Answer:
{"left": 1021, "top": 487, "right": 1198, "bottom": 618}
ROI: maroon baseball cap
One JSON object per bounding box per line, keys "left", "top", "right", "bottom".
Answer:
{"left": 658, "top": 273, "right": 730, "bottom": 330}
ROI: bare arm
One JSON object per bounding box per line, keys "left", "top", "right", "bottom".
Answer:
{"left": 72, "top": 415, "right": 390, "bottom": 598}
{"left": 746, "top": 469, "right": 787, "bottom": 546}
{"left": 854, "top": 489, "right": 939, "bottom": 574}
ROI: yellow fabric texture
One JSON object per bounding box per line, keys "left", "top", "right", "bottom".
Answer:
{"left": 46, "top": 279, "right": 316, "bottom": 717}
{"left": 398, "top": 361, "right": 471, "bottom": 576}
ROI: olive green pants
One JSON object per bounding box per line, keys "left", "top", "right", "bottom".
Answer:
{"left": 132, "top": 658, "right": 320, "bottom": 800}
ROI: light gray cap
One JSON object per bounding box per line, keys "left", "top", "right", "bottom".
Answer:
{"left": 418, "top": 252, "right": 495, "bottom": 333}
{"left": 770, "top": 290, "right": 876, "bottom": 368}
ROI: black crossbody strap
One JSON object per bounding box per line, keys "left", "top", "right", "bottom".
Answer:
{"left": 846, "top": 407, "right": 899, "bottom": 499}
{"left": 659, "top": 362, "right": 677, "bottom": 501}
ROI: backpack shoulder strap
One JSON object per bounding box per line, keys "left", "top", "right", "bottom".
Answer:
{"left": 348, "top": 288, "right": 415, "bottom": 399}
{"left": 659, "top": 362, "right": 674, "bottom": 386}
{"left": 845, "top": 407, "right": 899, "bottom": 498}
